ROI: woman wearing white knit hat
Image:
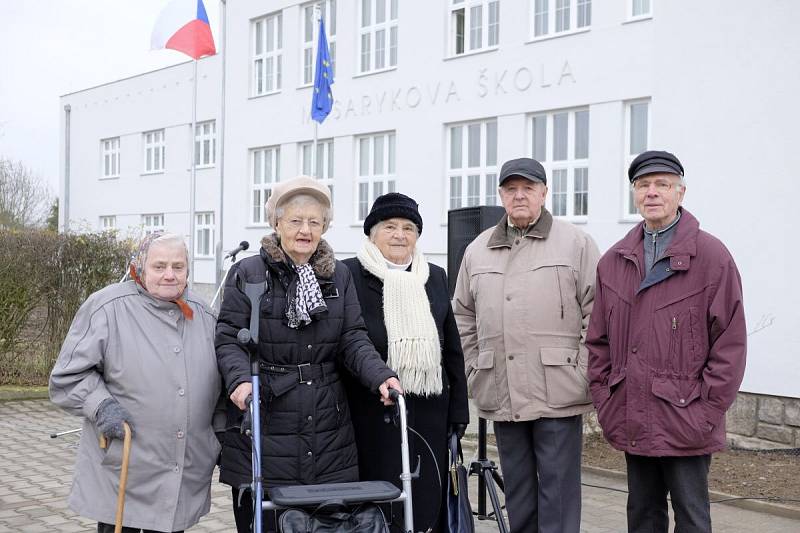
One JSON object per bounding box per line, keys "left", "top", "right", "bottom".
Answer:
{"left": 342, "top": 192, "right": 469, "bottom": 533}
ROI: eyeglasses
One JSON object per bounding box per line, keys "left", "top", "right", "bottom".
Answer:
{"left": 632, "top": 178, "right": 682, "bottom": 194}
{"left": 281, "top": 218, "right": 323, "bottom": 231}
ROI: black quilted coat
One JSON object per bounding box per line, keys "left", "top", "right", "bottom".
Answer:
{"left": 215, "top": 234, "right": 396, "bottom": 488}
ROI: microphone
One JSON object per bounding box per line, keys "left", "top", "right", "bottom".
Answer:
{"left": 225, "top": 241, "right": 250, "bottom": 259}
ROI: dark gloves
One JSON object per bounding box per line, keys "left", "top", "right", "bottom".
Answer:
{"left": 96, "top": 397, "right": 132, "bottom": 441}
{"left": 449, "top": 423, "right": 468, "bottom": 440}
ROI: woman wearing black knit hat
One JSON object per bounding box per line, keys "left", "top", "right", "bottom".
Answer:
{"left": 342, "top": 192, "right": 470, "bottom": 533}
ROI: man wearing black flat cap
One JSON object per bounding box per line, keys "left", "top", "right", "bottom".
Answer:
{"left": 454, "top": 157, "right": 600, "bottom": 533}
{"left": 587, "top": 150, "right": 747, "bottom": 532}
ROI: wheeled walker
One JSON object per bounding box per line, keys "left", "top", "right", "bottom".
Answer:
{"left": 237, "top": 280, "right": 415, "bottom": 533}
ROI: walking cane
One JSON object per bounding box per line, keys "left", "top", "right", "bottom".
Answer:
{"left": 99, "top": 422, "right": 132, "bottom": 533}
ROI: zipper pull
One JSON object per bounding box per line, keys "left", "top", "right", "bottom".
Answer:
{"left": 672, "top": 317, "right": 678, "bottom": 330}
{"left": 652, "top": 231, "right": 658, "bottom": 244}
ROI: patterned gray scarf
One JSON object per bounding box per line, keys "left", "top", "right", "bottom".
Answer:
{"left": 286, "top": 263, "right": 327, "bottom": 329}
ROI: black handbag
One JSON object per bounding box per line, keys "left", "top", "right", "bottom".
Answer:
{"left": 279, "top": 501, "right": 389, "bottom": 533}
{"left": 447, "top": 434, "right": 475, "bottom": 533}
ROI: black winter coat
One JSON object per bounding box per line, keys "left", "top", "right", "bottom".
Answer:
{"left": 215, "top": 235, "right": 396, "bottom": 488}
{"left": 342, "top": 257, "right": 469, "bottom": 533}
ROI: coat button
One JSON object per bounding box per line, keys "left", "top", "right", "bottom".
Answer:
{"left": 515, "top": 239, "right": 520, "bottom": 245}
{"left": 566, "top": 357, "right": 572, "bottom": 363}
{"left": 307, "top": 415, "right": 313, "bottom": 422}
{"left": 178, "top": 388, "right": 185, "bottom": 396}
{"left": 307, "top": 344, "right": 313, "bottom": 349}
{"left": 505, "top": 295, "right": 511, "bottom": 301}
{"left": 174, "top": 465, "right": 180, "bottom": 472}
{"left": 508, "top": 355, "right": 514, "bottom": 361}
{"left": 307, "top": 451, "right": 313, "bottom": 456}
{"left": 168, "top": 310, "right": 175, "bottom": 316}
{"left": 679, "top": 398, "right": 685, "bottom": 404}
{"left": 631, "top": 441, "right": 636, "bottom": 447}
{"left": 514, "top": 414, "right": 520, "bottom": 419}
{"left": 177, "top": 430, "right": 184, "bottom": 439}
{"left": 631, "top": 347, "right": 638, "bottom": 353}
{"left": 677, "top": 261, "right": 683, "bottom": 266}
{"left": 173, "top": 346, "right": 181, "bottom": 353}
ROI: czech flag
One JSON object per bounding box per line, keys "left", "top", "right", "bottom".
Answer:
{"left": 151, "top": 0, "right": 216, "bottom": 60}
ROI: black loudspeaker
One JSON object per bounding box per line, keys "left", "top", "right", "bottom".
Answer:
{"left": 447, "top": 205, "right": 506, "bottom": 297}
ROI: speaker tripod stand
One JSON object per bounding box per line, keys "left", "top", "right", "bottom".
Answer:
{"left": 469, "top": 418, "right": 509, "bottom": 533}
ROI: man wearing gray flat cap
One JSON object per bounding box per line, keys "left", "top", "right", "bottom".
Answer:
{"left": 453, "top": 157, "right": 600, "bottom": 533}
{"left": 587, "top": 150, "right": 747, "bottom": 532}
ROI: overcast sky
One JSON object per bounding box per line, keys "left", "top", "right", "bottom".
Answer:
{"left": 0, "top": 1, "right": 221, "bottom": 193}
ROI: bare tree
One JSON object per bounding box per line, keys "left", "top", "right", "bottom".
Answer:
{"left": 0, "top": 158, "right": 52, "bottom": 229}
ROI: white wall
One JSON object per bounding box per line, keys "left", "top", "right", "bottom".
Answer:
{"left": 61, "top": 57, "right": 221, "bottom": 283}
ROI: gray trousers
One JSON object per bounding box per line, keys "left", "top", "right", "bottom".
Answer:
{"left": 625, "top": 453, "right": 712, "bottom": 533}
{"left": 494, "top": 415, "right": 583, "bottom": 533}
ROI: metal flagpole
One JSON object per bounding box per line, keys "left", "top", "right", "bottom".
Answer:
{"left": 189, "top": 59, "right": 198, "bottom": 289}
{"left": 311, "top": 5, "right": 321, "bottom": 178}
{"left": 216, "top": 0, "right": 228, "bottom": 291}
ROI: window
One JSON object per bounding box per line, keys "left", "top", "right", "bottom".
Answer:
{"left": 99, "top": 215, "right": 116, "bottom": 231}
{"left": 531, "top": 0, "right": 590, "bottom": 39}
{"left": 251, "top": 146, "right": 280, "bottom": 225}
{"left": 194, "top": 121, "right": 216, "bottom": 167}
{"left": 451, "top": 0, "right": 499, "bottom": 56}
{"left": 300, "top": 139, "right": 335, "bottom": 203}
{"left": 630, "top": 0, "right": 651, "bottom": 19}
{"left": 195, "top": 212, "right": 215, "bottom": 257}
{"left": 252, "top": 12, "right": 283, "bottom": 96}
{"left": 143, "top": 130, "right": 165, "bottom": 173}
{"left": 101, "top": 137, "right": 120, "bottom": 178}
{"left": 356, "top": 132, "right": 396, "bottom": 220}
{"left": 447, "top": 119, "right": 498, "bottom": 209}
{"left": 359, "top": 0, "right": 398, "bottom": 73}
{"left": 301, "top": 1, "right": 337, "bottom": 85}
{"left": 529, "top": 108, "right": 590, "bottom": 219}
{"left": 141, "top": 213, "right": 165, "bottom": 234}
{"left": 625, "top": 100, "right": 650, "bottom": 216}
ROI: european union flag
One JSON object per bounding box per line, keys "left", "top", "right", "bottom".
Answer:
{"left": 311, "top": 17, "right": 334, "bottom": 123}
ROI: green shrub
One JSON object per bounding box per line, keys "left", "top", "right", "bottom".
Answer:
{"left": 0, "top": 229, "right": 132, "bottom": 385}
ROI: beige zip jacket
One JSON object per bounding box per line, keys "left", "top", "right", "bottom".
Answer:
{"left": 453, "top": 209, "right": 600, "bottom": 422}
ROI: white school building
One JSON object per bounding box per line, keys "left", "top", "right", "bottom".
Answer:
{"left": 59, "top": 1, "right": 800, "bottom": 421}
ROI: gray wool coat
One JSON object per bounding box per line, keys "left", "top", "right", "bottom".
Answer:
{"left": 49, "top": 281, "right": 222, "bottom": 532}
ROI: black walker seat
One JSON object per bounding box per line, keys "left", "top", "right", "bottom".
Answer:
{"left": 268, "top": 480, "right": 401, "bottom": 507}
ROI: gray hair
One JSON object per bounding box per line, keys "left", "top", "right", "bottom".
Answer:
{"left": 133, "top": 232, "right": 189, "bottom": 283}
{"left": 275, "top": 193, "right": 331, "bottom": 227}
{"left": 368, "top": 219, "right": 420, "bottom": 242}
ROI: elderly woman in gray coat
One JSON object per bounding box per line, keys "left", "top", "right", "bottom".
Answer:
{"left": 50, "top": 233, "right": 222, "bottom": 533}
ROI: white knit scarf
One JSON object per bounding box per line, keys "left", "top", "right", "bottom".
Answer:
{"left": 357, "top": 240, "right": 442, "bottom": 396}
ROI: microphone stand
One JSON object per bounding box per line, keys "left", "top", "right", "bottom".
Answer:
{"left": 469, "top": 417, "right": 508, "bottom": 533}
{"left": 210, "top": 250, "right": 242, "bottom": 310}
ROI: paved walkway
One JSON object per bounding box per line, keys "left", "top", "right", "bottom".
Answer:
{"left": 1, "top": 399, "right": 798, "bottom": 532}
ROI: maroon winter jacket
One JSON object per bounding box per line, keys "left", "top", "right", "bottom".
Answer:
{"left": 586, "top": 208, "right": 746, "bottom": 456}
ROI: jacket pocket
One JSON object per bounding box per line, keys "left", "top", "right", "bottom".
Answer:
{"left": 100, "top": 438, "right": 123, "bottom": 470}
{"left": 467, "top": 349, "right": 500, "bottom": 411}
{"left": 540, "top": 347, "right": 590, "bottom": 408}
{"left": 650, "top": 377, "right": 712, "bottom": 450}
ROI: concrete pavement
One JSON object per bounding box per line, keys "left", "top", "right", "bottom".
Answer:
{"left": 1, "top": 399, "right": 798, "bottom": 532}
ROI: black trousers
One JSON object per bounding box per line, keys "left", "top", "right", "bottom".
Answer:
{"left": 494, "top": 415, "right": 583, "bottom": 533}
{"left": 232, "top": 487, "right": 280, "bottom": 533}
{"left": 97, "top": 523, "right": 182, "bottom": 533}
{"left": 625, "top": 453, "right": 712, "bottom": 533}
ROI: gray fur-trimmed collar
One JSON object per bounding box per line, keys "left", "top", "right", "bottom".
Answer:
{"left": 260, "top": 233, "right": 336, "bottom": 279}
